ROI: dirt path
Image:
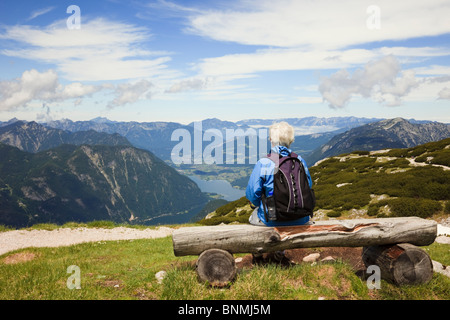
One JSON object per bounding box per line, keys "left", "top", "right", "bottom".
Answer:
{"left": 0, "top": 226, "right": 175, "bottom": 256}
{"left": 407, "top": 157, "right": 450, "bottom": 171}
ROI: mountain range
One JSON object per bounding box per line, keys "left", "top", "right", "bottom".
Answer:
{"left": 3, "top": 116, "right": 380, "bottom": 162}
{"left": 236, "top": 116, "right": 383, "bottom": 134}
{"left": 1, "top": 116, "right": 448, "bottom": 173}
{"left": 0, "top": 121, "right": 131, "bottom": 153}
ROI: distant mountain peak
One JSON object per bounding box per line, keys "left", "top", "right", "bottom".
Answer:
{"left": 378, "top": 117, "right": 408, "bottom": 129}
{"left": 6, "top": 117, "right": 21, "bottom": 124}
{"left": 90, "top": 117, "right": 116, "bottom": 124}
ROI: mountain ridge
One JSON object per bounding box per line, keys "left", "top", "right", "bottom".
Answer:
{"left": 0, "top": 143, "right": 208, "bottom": 228}
{"left": 305, "top": 117, "right": 450, "bottom": 165}
{"left": 0, "top": 121, "right": 131, "bottom": 153}
{"left": 31, "top": 116, "right": 387, "bottom": 162}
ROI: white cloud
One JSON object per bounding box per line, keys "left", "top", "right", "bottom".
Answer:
{"left": 187, "top": 0, "right": 450, "bottom": 50}
{"left": 0, "top": 69, "right": 159, "bottom": 111}
{"left": 0, "top": 69, "right": 58, "bottom": 111}
{"left": 0, "top": 69, "right": 102, "bottom": 111}
{"left": 438, "top": 87, "right": 450, "bottom": 100}
{"left": 196, "top": 48, "right": 377, "bottom": 77}
{"left": 398, "top": 76, "right": 450, "bottom": 103}
{"left": 165, "top": 78, "right": 207, "bottom": 93}
{"left": 0, "top": 18, "right": 173, "bottom": 81}
{"left": 194, "top": 46, "right": 450, "bottom": 80}
{"left": 107, "top": 80, "right": 153, "bottom": 109}
{"left": 414, "top": 65, "right": 450, "bottom": 76}
{"left": 296, "top": 97, "right": 323, "bottom": 104}
{"left": 318, "top": 56, "right": 420, "bottom": 108}
{"left": 55, "top": 82, "right": 101, "bottom": 100}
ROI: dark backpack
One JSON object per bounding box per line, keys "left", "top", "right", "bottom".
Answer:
{"left": 262, "top": 152, "right": 315, "bottom": 221}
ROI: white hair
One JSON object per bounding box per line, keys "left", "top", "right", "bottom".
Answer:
{"left": 269, "top": 121, "right": 295, "bottom": 147}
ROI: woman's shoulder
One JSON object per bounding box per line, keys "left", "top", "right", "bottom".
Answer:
{"left": 258, "top": 157, "right": 273, "bottom": 165}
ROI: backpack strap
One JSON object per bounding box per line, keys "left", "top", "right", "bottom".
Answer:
{"left": 266, "top": 152, "right": 280, "bottom": 164}
{"left": 266, "top": 151, "right": 299, "bottom": 165}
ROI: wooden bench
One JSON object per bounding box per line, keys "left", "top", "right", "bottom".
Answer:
{"left": 172, "top": 217, "right": 437, "bottom": 287}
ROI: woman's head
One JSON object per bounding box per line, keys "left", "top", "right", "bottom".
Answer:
{"left": 269, "top": 121, "right": 295, "bottom": 147}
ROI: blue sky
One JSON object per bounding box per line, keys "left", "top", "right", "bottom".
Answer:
{"left": 0, "top": 0, "right": 449, "bottom": 124}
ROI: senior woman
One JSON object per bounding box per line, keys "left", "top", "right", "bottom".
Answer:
{"left": 245, "top": 121, "right": 314, "bottom": 264}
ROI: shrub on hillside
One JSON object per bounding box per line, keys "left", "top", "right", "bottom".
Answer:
{"left": 367, "top": 204, "right": 380, "bottom": 216}
{"left": 353, "top": 150, "right": 370, "bottom": 156}
{"left": 215, "top": 197, "right": 248, "bottom": 215}
{"left": 388, "top": 197, "right": 442, "bottom": 218}
{"left": 326, "top": 210, "right": 342, "bottom": 218}
{"left": 385, "top": 149, "right": 408, "bottom": 158}
{"left": 445, "top": 201, "right": 450, "bottom": 214}
{"left": 198, "top": 212, "right": 251, "bottom": 225}
{"left": 429, "top": 150, "right": 450, "bottom": 167}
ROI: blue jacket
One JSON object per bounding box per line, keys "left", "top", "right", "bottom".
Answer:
{"left": 245, "top": 145, "right": 313, "bottom": 226}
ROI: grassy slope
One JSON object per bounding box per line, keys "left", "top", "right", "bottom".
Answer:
{"left": 0, "top": 234, "right": 448, "bottom": 300}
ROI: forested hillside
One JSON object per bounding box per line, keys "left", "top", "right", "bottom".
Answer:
{"left": 0, "top": 143, "right": 208, "bottom": 228}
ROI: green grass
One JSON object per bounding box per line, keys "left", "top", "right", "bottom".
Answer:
{"left": 1, "top": 234, "right": 449, "bottom": 300}
{"left": 0, "top": 236, "right": 188, "bottom": 299}
{"left": 160, "top": 261, "right": 370, "bottom": 300}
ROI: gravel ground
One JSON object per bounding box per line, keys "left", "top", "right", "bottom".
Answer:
{"left": 0, "top": 226, "right": 175, "bottom": 256}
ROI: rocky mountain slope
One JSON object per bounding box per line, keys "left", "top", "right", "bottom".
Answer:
{"left": 43, "top": 118, "right": 191, "bottom": 162}
{"left": 0, "top": 143, "right": 208, "bottom": 228}
{"left": 306, "top": 118, "right": 450, "bottom": 165}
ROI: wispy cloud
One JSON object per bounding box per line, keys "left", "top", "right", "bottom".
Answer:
{"left": 194, "top": 47, "right": 450, "bottom": 78}
{"left": 26, "top": 6, "right": 55, "bottom": 21}
{"left": 186, "top": 0, "right": 450, "bottom": 50}
{"left": 0, "top": 17, "right": 175, "bottom": 81}
{"left": 165, "top": 78, "right": 207, "bottom": 93}
{"left": 145, "top": 0, "right": 203, "bottom": 15}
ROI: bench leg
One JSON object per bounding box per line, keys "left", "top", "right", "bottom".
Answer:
{"left": 196, "top": 248, "right": 237, "bottom": 287}
{"left": 362, "top": 243, "right": 433, "bottom": 286}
